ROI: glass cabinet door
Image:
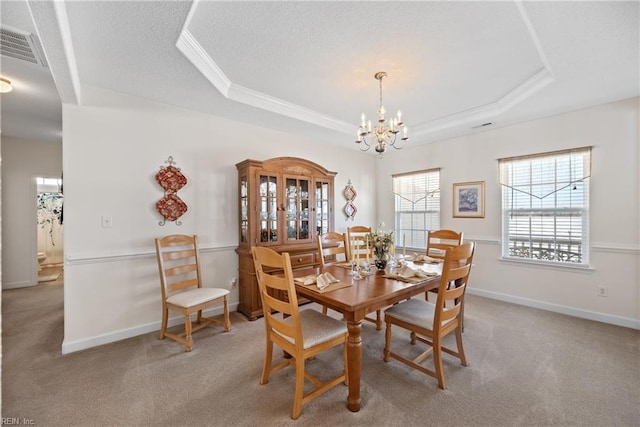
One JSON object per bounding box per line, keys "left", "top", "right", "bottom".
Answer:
{"left": 258, "top": 174, "right": 279, "bottom": 243}
{"left": 285, "top": 176, "right": 310, "bottom": 241}
{"left": 240, "top": 175, "right": 248, "bottom": 243}
{"left": 315, "top": 180, "right": 330, "bottom": 237}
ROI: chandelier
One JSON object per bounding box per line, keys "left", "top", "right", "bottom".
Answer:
{"left": 356, "top": 71, "right": 408, "bottom": 155}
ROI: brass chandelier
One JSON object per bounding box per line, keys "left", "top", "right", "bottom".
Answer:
{"left": 356, "top": 71, "right": 408, "bottom": 156}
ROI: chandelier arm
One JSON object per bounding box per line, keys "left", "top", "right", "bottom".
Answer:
{"left": 359, "top": 132, "right": 372, "bottom": 151}
{"left": 388, "top": 132, "right": 402, "bottom": 150}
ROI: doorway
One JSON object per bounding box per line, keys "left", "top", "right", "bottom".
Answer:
{"left": 36, "top": 176, "right": 63, "bottom": 283}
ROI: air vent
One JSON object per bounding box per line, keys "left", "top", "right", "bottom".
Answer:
{"left": 0, "top": 26, "right": 47, "bottom": 68}
{"left": 471, "top": 122, "right": 493, "bottom": 129}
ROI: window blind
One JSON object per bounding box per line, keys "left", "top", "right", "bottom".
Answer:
{"left": 393, "top": 169, "right": 440, "bottom": 249}
{"left": 499, "top": 147, "right": 591, "bottom": 264}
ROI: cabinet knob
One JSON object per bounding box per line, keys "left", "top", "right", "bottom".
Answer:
{"left": 298, "top": 258, "right": 303, "bottom": 262}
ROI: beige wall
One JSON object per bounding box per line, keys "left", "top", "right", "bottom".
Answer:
{"left": 61, "top": 85, "right": 376, "bottom": 352}
{"left": 376, "top": 97, "right": 640, "bottom": 327}
{"left": 5, "top": 89, "right": 638, "bottom": 353}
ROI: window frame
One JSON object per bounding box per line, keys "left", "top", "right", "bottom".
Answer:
{"left": 499, "top": 147, "right": 591, "bottom": 267}
{"left": 393, "top": 168, "right": 441, "bottom": 250}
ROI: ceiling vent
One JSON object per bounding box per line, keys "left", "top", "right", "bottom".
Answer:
{"left": 471, "top": 122, "right": 493, "bottom": 129}
{"left": 0, "top": 25, "right": 48, "bottom": 68}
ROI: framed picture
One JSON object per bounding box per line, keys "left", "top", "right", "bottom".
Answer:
{"left": 453, "top": 181, "right": 485, "bottom": 218}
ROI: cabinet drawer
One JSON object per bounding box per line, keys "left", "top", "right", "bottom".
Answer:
{"left": 290, "top": 253, "right": 315, "bottom": 267}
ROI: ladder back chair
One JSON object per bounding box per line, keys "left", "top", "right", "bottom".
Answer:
{"left": 383, "top": 242, "right": 475, "bottom": 389}
{"left": 155, "top": 234, "right": 230, "bottom": 352}
{"left": 252, "top": 246, "right": 348, "bottom": 420}
{"left": 425, "top": 229, "right": 464, "bottom": 302}
{"left": 346, "top": 225, "right": 383, "bottom": 330}
{"left": 346, "top": 225, "right": 373, "bottom": 261}
{"left": 317, "top": 232, "right": 349, "bottom": 315}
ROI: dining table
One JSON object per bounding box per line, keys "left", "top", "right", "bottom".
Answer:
{"left": 292, "top": 260, "right": 443, "bottom": 412}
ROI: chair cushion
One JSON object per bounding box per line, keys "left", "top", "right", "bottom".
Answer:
{"left": 384, "top": 298, "right": 452, "bottom": 331}
{"left": 166, "top": 287, "right": 229, "bottom": 308}
{"left": 280, "top": 309, "right": 347, "bottom": 350}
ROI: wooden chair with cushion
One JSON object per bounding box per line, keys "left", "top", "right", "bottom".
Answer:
{"left": 252, "top": 246, "right": 348, "bottom": 420}
{"left": 383, "top": 242, "right": 475, "bottom": 390}
{"left": 426, "top": 229, "right": 463, "bottom": 259}
{"left": 425, "top": 229, "right": 463, "bottom": 302}
{"left": 155, "top": 234, "right": 231, "bottom": 352}
{"left": 317, "top": 232, "right": 349, "bottom": 315}
{"left": 346, "top": 225, "right": 373, "bottom": 261}
{"left": 346, "top": 225, "right": 383, "bottom": 330}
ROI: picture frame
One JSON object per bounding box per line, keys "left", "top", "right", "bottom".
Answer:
{"left": 453, "top": 181, "right": 485, "bottom": 218}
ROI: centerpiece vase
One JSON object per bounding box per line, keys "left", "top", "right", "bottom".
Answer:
{"left": 374, "top": 252, "right": 389, "bottom": 271}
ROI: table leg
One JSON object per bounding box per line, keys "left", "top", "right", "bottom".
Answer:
{"left": 346, "top": 320, "right": 362, "bottom": 412}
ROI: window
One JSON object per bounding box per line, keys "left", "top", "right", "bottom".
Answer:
{"left": 499, "top": 147, "right": 591, "bottom": 265}
{"left": 393, "top": 169, "right": 440, "bottom": 250}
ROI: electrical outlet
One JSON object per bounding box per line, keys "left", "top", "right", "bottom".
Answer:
{"left": 231, "top": 277, "right": 238, "bottom": 289}
{"left": 597, "top": 286, "right": 608, "bottom": 297}
{"left": 101, "top": 215, "right": 112, "bottom": 228}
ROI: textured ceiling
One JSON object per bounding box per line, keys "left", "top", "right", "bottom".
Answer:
{"left": 1, "top": 1, "right": 638, "bottom": 150}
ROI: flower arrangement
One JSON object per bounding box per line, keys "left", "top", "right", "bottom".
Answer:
{"left": 367, "top": 229, "right": 394, "bottom": 261}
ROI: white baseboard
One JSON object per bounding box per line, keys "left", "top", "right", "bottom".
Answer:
{"left": 61, "top": 302, "right": 239, "bottom": 354}
{"left": 467, "top": 288, "right": 640, "bottom": 330}
{"left": 3, "top": 280, "right": 36, "bottom": 290}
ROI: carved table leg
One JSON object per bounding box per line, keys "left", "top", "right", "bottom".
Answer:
{"left": 346, "top": 320, "right": 362, "bottom": 412}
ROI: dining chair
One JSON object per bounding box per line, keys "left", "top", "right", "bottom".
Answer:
{"left": 383, "top": 241, "right": 475, "bottom": 390}
{"left": 317, "top": 232, "right": 349, "bottom": 315}
{"left": 426, "top": 229, "right": 464, "bottom": 259}
{"left": 425, "top": 229, "right": 464, "bottom": 302}
{"left": 346, "top": 225, "right": 373, "bottom": 261}
{"left": 346, "top": 225, "right": 383, "bottom": 330}
{"left": 155, "top": 234, "right": 231, "bottom": 352}
{"left": 252, "top": 246, "right": 348, "bottom": 420}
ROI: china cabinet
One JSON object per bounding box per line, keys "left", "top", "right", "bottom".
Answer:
{"left": 236, "top": 157, "right": 336, "bottom": 319}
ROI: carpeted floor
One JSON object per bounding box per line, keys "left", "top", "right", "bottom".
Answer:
{"left": 2, "top": 282, "right": 639, "bottom": 426}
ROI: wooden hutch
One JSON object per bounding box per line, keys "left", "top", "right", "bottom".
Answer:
{"left": 236, "top": 157, "right": 336, "bottom": 320}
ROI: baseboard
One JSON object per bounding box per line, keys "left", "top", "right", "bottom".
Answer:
{"left": 467, "top": 288, "right": 640, "bottom": 330}
{"left": 3, "top": 280, "right": 36, "bottom": 290}
{"left": 61, "top": 302, "right": 239, "bottom": 354}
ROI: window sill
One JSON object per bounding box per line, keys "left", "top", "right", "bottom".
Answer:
{"left": 499, "top": 257, "right": 594, "bottom": 272}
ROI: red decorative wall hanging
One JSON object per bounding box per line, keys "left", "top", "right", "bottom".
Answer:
{"left": 155, "top": 156, "right": 188, "bottom": 226}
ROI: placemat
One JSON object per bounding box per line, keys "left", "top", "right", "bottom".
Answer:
{"left": 305, "top": 281, "right": 353, "bottom": 293}
{"left": 334, "top": 262, "right": 354, "bottom": 269}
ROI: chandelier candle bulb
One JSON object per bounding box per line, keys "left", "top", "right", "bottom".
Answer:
{"left": 403, "top": 233, "right": 406, "bottom": 257}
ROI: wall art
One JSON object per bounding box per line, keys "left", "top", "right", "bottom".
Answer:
{"left": 155, "top": 156, "right": 188, "bottom": 225}
{"left": 343, "top": 179, "right": 358, "bottom": 220}
{"left": 453, "top": 181, "right": 485, "bottom": 218}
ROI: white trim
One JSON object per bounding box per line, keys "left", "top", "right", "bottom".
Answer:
{"left": 228, "top": 83, "right": 353, "bottom": 134}
{"left": 462, "top": 237, "right": 639, "bottom": 254}
{"left": 2, "top": 280, "right": 37, "bottom": 290}
{"left": 499, "top": 256, "right": 594, "bottom": 272}
{"left": 177, "top": 25, "right": 353, "bottom": 135}
{"left": 591, "top": 243, "right": 640, "bottom": 255}
{"left": 467, "top": 288, "right": 640, "bottom": 330}
{"left": 176, "top": 28, "right": 231, "bottom": 97}
{"left": 61, "top": 303, "right": 238, "bottom": 354}
{"left": 65, "top": 243, "right": 238, "bottom": 265}
{"left": 464, "top": 236, "right": 500, "bottom": 245}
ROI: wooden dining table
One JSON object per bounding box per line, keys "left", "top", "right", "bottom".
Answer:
{"left": 292, "top": 261, "right": 442, "bottom": 412}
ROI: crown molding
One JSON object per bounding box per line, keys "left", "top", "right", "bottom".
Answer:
{"left": 177, "top": 1, "right": 555, "bottom": 139}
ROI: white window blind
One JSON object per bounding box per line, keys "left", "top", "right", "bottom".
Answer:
{"left": 393, "top": 169, "right": 440, "bottom": 249}
{"left": 499, "top": 147, "right": 591, "bottom": 265}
